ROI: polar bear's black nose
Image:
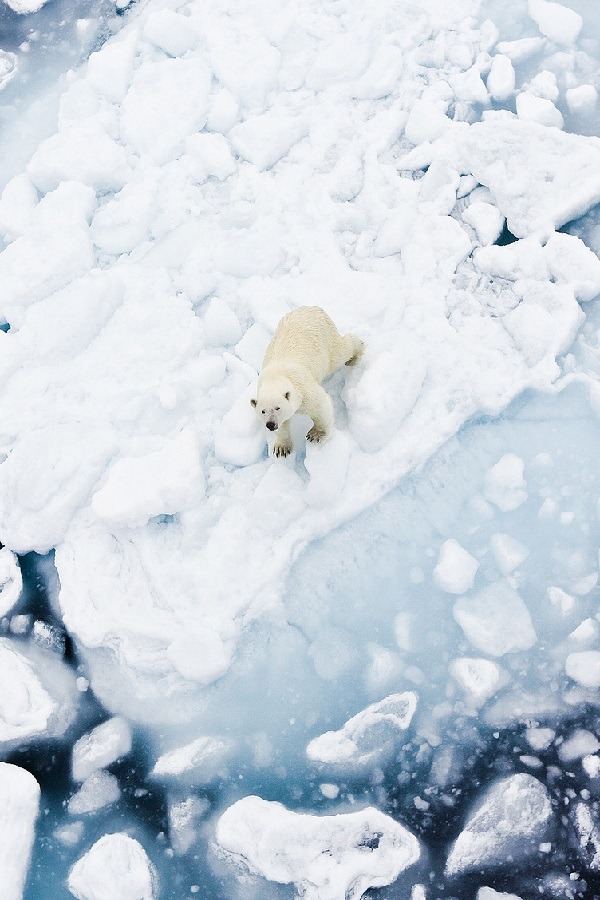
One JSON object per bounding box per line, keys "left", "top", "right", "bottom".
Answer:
{"left": 266, "top": 421, "right": 277, "bottom": 431}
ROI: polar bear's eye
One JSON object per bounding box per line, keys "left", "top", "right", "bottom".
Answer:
{"left": 262, "top": 410, "right": 265, "bottom": 414}
{"left": 275, "top": 407, "right": 280, "bottom": 411}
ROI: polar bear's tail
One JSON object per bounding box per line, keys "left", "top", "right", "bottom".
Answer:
{"left": 342, "top": 333, "right": 365, "bottom": 367}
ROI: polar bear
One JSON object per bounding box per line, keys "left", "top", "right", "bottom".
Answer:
{"left": 251, "top": 306, "right": 364, "bottom": 458}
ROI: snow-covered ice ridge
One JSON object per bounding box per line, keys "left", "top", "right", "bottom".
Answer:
{"left": 1, "top": 0, "right": 600, "bottom": 894}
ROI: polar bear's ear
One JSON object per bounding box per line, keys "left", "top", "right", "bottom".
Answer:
{"left": 284, "top": 392, "right": 290, "bottom": 400}
{"left": 250, "top": 398, "right": 257, "bottom": 407}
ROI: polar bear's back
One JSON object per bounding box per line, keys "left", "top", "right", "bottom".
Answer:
{"left": 263, "top": 306, "right": 342, "bottom": 381}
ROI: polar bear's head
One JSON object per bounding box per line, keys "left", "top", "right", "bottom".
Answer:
{"left": 251, "top": 375, "right": 300, "bottom": 432}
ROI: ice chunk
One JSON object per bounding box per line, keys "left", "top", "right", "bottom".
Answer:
{"left": 478, "top": 890, "right": 523, "bottom": 900}
{"left": 0, "top": 764, "right": 40, "bottom": 900}
{"left": 72, "top": 717, "right": 133, "bottom": 783}
{"left": 572, "top": 802, "right": 600, "bottom": 871}
{"left": 151, "top": 736, "right": 231, "bottom": 782}
{"left": 91, "top": 430, "right": 204, "bottom": 529}
{"left": 306, "top": 692, "right": 417, "bottom": 769}
{"left": 3, "top": 0, "right": 48, "bottom": 11}
{"left": 184, "top": 133, "right": 237, "bottom": 181}
{"left": 566, "top": 84, "right": 598, "bottom": 113}
{"left": 86, "top": 37, "right": 135, "bottom": 103}
{"left": 54, "top": 821, "right": 85, "bottom": 848}
{"left": 203, "top": 298, "right": 242, "bottom": 347}
{"left": 68, "top": 771, "right": 121, "bottom": 816}
{"left": 404, "top": 100, "right": 451, "bottom": 145}
{"left": 449, "top": 66, "right": 489, "bottom": 105}
{"left": 558, "top": 729, "right": 600, "bottom": 764}
{"left": 566, "top": 651, "right": 600, "bottom": 687}
{"left": 516, "top": 92, "right": 563, "bottom": 129}
{"left": 495, "top": 38, "right": 545, "bottom": 62}
{"left": 455, "top": 118, "right": 600, "bottom": 238}
{"left": 453, "top": 581, "right": 537, "bottom": 657}
{"left": 27, "top": 120, "right": 131, "bottom": 194}
{"left": 344, "top": 342, "right": 426, "bottom": 453}
{"left": 229, "top": 111, "right": 308, "bottom": 171}
{"left": 0, "top": 638, "right": 78, "bottom": 749}
{"left": 433, "top": 539, "right": 479, "bottom": 594}
{"left": 120, "top": 58, "right": 211, "bottom": 164}
{"left": 462, "top": 201, "right": 504, "bottom": 245}
{"left": 486, "top": 55, "right": 515, "bottom": 101}
{"left": 489, "top": 534, "right": 529, "bottom": 574}
{"left": 0, "top": 548, "right": 22, "bottom": 617}
{"left": 0, "top": 182, "right": 95, "bottom": 315}
{"left": 351, "top": 45, "right": 403, "bottom": 101}
{"left": 548, "top": 585, "right": 576, "bottom": 615}
{"left": 583, "top": 755, "right": 600, "bottom": 778}
{"left": 450, "top": 658, "right": 507, "bottom": 706}
{"left": 168, "top": 794, "right": 210, "bottom": 855}
{"left": 544, "top": 232, "right": 600, "bottom": 302}
{"left": 68, "top": 833, "right": 157, "bottom": 900}
{"left": 214, "top": 385, "right": 266, "bottom": 467}
{"left": 0, "top": 173, "right": 38, "bottom": 242}
{"left": 483, "top": 454, "right": 527, "bottom": 512}
{"left": 216, "top": 796, "right": 420, "bottom": 900}
{"left": 445, "top": 774, "right": 553, "bottom": 876}
{"left": 528, "top": 0, "right": 582, "bottom": 46}
{"left": 143, "top": 10, "right": 199, "bottom": 57}
{"left": 304, "top": 431, "right": 351, "bottom": 509}
{"left": 526, "top": 727, "right": 555, "bottom": 751}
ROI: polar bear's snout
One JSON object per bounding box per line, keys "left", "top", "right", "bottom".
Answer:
{"left": 266, "top": 420, "right": 278, "bottom": 431}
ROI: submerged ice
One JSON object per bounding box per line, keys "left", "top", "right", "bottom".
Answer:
{"left": 0, "top": 0, "right": 600, "bottom": 895}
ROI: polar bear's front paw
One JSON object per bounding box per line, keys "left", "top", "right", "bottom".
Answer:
{"left": 273, "top": 441, "right": 293, "bottom": 458}
{"left": 306, "top": 426, "right": 329, "bottom": 443}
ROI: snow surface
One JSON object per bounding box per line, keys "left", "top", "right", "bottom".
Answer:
{"left": 0, "top": 763, "right": 40, "bottom": 900}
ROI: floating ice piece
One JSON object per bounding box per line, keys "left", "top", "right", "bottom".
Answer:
{"left": 486, "top": 56, "right": 515, "bottom": 101}
{"left": 572, "top": 802, "right": 600, "bottom": 871}
{"left": 583, "top": 755, "right": 600, "bottom": 778}
{"left": 445, "top": 774, "right": 553, "bottom": 876}
{"left": 68, "top": 833, "right": 157, "bottom": 900}
{"left": 483, "top": 454, "right": 527, "bottom": 512}
{"left": 544, "top": 232, "right": 600, "bottom": 302}
{"left": 433, "top": 539, "right": 479, "bottom": 594}
{"left": 455, "top": 118, "right": 600, "bottom": 238}
{"left": 54, "top": 821, "right": 85, "bottom": 848}
{"left": 478, "top": 889, "right": 523, "bottom": 900}
{"left": 306, "top": 692, "right": 417, "bottom": 769}
{"left": 528, "top": 0, "right": 582, "bottom": 46}
{"left": 566, "top": 85, "right": 598, "bottom": 114}
{"left": 516, "top": 92, "right": 563, "bottom": 129}
{"left": 86, "top": 36, "right": 135, "bottom": 103}
{"left": 168, "top": 794, "right": 210, "bottom": 855}
{"left": 3, "top": 0, "right": 48, "bottom": 12}
{"left": 216, "top": 796, "right": 420, "bottom": 900}
{"left": 120, "top": 58, "right": 211, "bottom": 165}
{"left": 489, "top": 534, "right": 529, "bottom": 574}
{"left": 566, "top": 651, "right": 600, "bottom": 687}
{"left": 0, "top": 764, "right": 40, "bottom": 900}
{"left": 152, "top": 736, "right": 232, "bottom": 782}
{"left": 453, "top": 581, "right": 537, "bottom": 657}
{"left": 91, "top": 430, "right": 204, "bottom": 528}
{"left": 449, "top": 66, "right": 488, "bottom": 105}
{"left": 526, "top": 727, "right": 555, "bottom": 751}
{"left": 462, "top": 201, "right": 504, "bottom": 245}
{"left": 229, "top": 111, "right": 308, "bottom": 171}
{"left": 72, "top": 717, "right": 133, "bottom": 783}
{"left": 68, "top": 771, "right": 121, "bottom": 816}
{"left": 0, "top": 548, "right": 22, "bottom": 616}
{"left": 548, "top": 585, "right": 575, "bottom": 615}
{"left": 558, "top": 729, "right": 600, "bottom": 764}
{"left": 449, "top": 657, "right": 507, "bottom": 706}
{"left": 0, "top": 638, "right": 78, "bottom": 750}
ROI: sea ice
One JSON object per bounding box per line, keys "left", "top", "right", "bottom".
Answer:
{"left": 0, "top": 548, "right": 22, "bottom": 616}
{"left": 449, "top": 657, "right": 507, "bottom": 707}
{"left": 72, "top": 716, "right": 133, "bottom": 782}
{"left": 558, "top": 729, "right": 600, "bottom": 764}
{"left": 68, "top": 833, "right": 157, "bottom": 900}
{"left": 433, "top": 539, "right": 479, "bottom": 594}
{"left": 483, "top": 454, "right": 528, "bottom": 512}
{"left": 489, "top": 533, "right": 529, "bottom": 574}
{"left": 453, "top": 581, "right": 537, "bottom": 657}
{"left": 216, "top": 796, "right": 420, "bottom": 899}
{"left": 68, "top": 771, "right": 121, "bottom": 816}
{"left": 445, "top": 773, "right": 553, "bottom": 876}
{"left": 306, "top": 692, "right": 417, "bottom": 769}
{"left": 151, "top": 735, "right": 232, "bottom": 783}
{"left": 0, "top": 763, "right": 40, "bottom": 900}
{"left": 566, "top": 651, "right": 600, "bottom": 688}
{"left": 528, "top": 0, "right": 583, "bottom": 46}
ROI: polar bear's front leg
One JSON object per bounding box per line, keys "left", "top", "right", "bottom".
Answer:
{"left": 272, "top": 420, "right": 293, "bottom": 458}
{"left": 303, "top": 384, "right": 334, "bottom": 443}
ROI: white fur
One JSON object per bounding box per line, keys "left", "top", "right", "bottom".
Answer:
{"left": 251, "top": 306, "right": 364, "bottom": 457}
